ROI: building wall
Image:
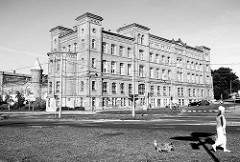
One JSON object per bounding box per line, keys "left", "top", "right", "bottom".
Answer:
{"left": 0, "top": 71, "right": 47, "bottom": 102}
{"left": 47, "top": 13, "right": 214, "bottom": 112}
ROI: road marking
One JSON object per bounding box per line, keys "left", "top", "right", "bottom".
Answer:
{"left": 27, "top": 126, "right": 43, "bottom": 128}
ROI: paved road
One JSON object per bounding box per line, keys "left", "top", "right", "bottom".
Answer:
{"left": 1, "top": 116, "right": 240, "bottom": 133}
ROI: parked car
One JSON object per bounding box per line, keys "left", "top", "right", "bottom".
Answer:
{"left": 188, "top": 101, "right": 201, "bottom": 107}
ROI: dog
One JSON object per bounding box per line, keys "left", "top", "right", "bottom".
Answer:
{"left": 154, "top": 140, "right": 174, "bottom": 152}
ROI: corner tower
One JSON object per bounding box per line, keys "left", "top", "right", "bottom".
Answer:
{"left": 30, "top": 59, "right": 43, "bottom": 99}
{"left": 75, "top": 13, "right": 104, "bottom": 110}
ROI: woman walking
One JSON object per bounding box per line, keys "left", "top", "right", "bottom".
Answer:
{"left": 212, "top": 106, "right": 231, "bottom": 152}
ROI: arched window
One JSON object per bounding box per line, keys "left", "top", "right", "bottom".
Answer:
{"left": 68, "top": 45, "right": 71, "bottom": 52}
{"left": 138, "top": 33, "right": 141, "bottom": 44}
{"left": 74, "top": 43, "right": 77, "bottom": 53}
{"left": 81, "top": 39, "right": 85, "bottom": 49}
{"left": 141, "top": 35, "right": 144, "bottom": 44}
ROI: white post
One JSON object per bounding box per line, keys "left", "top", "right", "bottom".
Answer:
{"left": 59, "top": 54, "right": 63, "bottom": 118}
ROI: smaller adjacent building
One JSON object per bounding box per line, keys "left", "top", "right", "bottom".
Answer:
{"left": 0, "top": 59, "right": 48, "bottom": 103}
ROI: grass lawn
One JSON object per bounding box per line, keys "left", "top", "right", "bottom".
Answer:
{"left": 0, "top": 125, "right": 240, "bottom": 162}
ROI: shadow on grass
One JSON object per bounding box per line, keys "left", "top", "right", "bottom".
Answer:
{"left": 171, "top": 132, "right": 220, "bottom": 162}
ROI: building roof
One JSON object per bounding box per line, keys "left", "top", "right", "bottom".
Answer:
{"left": 75, "top": 12, "right": 103, "bottom": 21}
{"left": 49, "top": 26, "right": 74, "bottom": 32}
{"left": 117, "top": 23, "right": 150, "bottom": 32}
{"left": 103, "top": 30, "right": 134, "bottom": 41}
{"left": 149, "top": 34, "right": 173, "bottom": 43}
{"left": 32, "top": 58, "right": 42, "bottom": 70}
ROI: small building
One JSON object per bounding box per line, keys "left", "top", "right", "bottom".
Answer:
{"left": 0, "top": 59, "right": 48, "bottom": 103}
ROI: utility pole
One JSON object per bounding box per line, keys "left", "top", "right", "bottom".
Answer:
{"left": 59, "top": 54, "right": 63, "bottom": 118}
{"left": 169, "top": 79, "right": 173, "bottom": 110}
{"left": 132, "top": 52, "right": 135, "bottom": 117}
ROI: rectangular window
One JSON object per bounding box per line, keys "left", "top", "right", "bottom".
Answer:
{"left": 92, "top": 58, "right": 96, "bottom": 68}
{"left": 168, "top": 70, "right": 171, "bottom": 80}
{"left": 181, "top": 87, "right": 184, "bottom": 96}
{"left": 138, "top": 84, "right": 145, "bottom": 95}
{"left": 157, "top": 86, "right": 161, "bottom": 96}
{"left": 182, "top": 99, "right": 185, "bottom": 106}
{"left": 49, "top": 60, "right": 54, "bottom": 74}
{"left": 187, "top": 61, "right": 190, "bottom": 69}
{"left": 111, "top": 62, "right": 116, "bottom": 74}
{"left": 111, "top": 44, "right": 115, "bottom": 55}
{"left": 150, "top": 86, "right": 154, "bottom": 96}
{"left": 150, "top": 53, "right": 153, "bottom": 62}
{"left": 193, "top": 88, "right": 196, "bottom": 97}
{"left": 128, "top": 84, "right": 132, "bottom": 94}
{"left": 167, "top": 57, "right": 171, "bottom": 65}
{"left": 92, "top": 81, "right": 96, "bottom": 91}
{"left": 127, "top": 64, "right": 132, "bottom": 76}
{"left": 156, "top": 54, "right": 160, "bottom": 63}
{"left": 169, "top": 86, "right": 171, "bottom": 96}
{"left": 156, "top": 69, "right": 160, "bottom": 78}
{"left": 103, "top": 82, "right": 107, "bottom": 93}
{"left": 120, "top": 83, "right": 124, "bottom": 94}
{"left": 91, "top": 39, "right": 96, "bottom": 49}
{"left": 112, "top": 83, "right": 116, "bottom": 94}
{"left": 119, "top": 46, "right": 124, "bottom": 57}
{"left": 201, "top": 89, "right": 204, "bottom": 97}
{"left": 187, "top": 73, "right": 190, "bottom": 82}
{"left": 139, "top": 50, "right": 144, "bottom": 60}
{"left": 56, "top": 60, "right": 60, "bottom": 72}
{"left": 163, "top": 86, "right": 167, "bottom": 96}
{"left": 103, "top": 60, "right": 107, "bottom": 73}
{"left": 139, "top": 65, "right": 144, "bottom": 77}
{"left": 162, "top": 69, "right": 166, "bottom": 80}
{"left": 150, "top": 68, "right": 154, "bottom": 78}
{"left": 56, "top": 81, "right": 60, "bottom": 93}
{"left": 120, "top": 63, "right": 124, "bottom": 75}
{"left": 80, "top": 81, "right": 84, "bottom": 92}
{"left": 127, "top": 47, "right": 131, "bottom": 57}
{"left": 162, "top": 55, "right": 165, "bottom": 64}
{"left": 49, "top": 82, "right": 52, "bottom": 94}
{"left": 102, "top": 42, "right": 107, "bottom": 53}
{"left": 188, "top": 88, "right": 191, "bottom": 97}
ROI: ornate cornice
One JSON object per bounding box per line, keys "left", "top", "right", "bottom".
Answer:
{"left": 75, "top": 12, "right": 103, "bottom": 21}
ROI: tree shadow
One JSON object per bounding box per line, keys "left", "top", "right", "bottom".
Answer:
{"left": 170, "top": 132, "right": 220, "bottom": 162}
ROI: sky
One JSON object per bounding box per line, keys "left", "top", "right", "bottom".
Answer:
{"left": 0, "top": 0, "right": 240, "bottom": 77}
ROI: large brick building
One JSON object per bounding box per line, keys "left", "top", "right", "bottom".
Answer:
{"left": 46, "top": 12, "right": 213, "bottom": 112}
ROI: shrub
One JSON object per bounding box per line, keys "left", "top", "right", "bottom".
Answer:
{"left": 75, "top": 106, "right": 85, "bottom": 111}
{"left": 0, "top": 104, "right": 10, "bottom": 110}
{"left": 31, "top": 99, "right": 46, "bottom": 111}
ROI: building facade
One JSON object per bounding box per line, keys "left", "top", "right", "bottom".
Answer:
{"left": 46, "top": 12, "right": 213, "bottom": 112}
{"left": 0, "top": 60, "right": 48, "bottom": 102}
